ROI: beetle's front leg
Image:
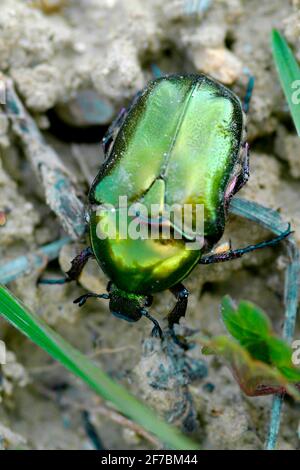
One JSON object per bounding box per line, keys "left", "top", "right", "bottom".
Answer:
{"left": 38, "top": 246, "right": 94, "bottom": 284}
{"left": 102, "top": 107, "right": 127, "bottom": 155}
{"left": 232, "top": 142, "right": 250, "bottom": 196}
{"left": 199, "top": 226, "right": 291, "bottom": 265}
{"left": 167, "top": 283, "right": 189, "bottom": 349}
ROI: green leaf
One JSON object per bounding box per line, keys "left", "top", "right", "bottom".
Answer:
{"left": 200, "top": 335, "right": 300, "bottom": 399}
{"left": 222, "top": 296, "right": 271, "bottom": 339}
{"left": 202, "top": 296, "right": 300, "bottom": 397}
{"left": 271, "top": 29, "right": 300, "bottom": 136}
{"left": 0, "top": 285, "right": 198, "bottom": 450}
{"left": 266, "top": 337, "right": 300, "bottom": 382}
{"left": 221, "top": 296, "right": 272, "bottom": 362}
{"left": 266, "top": 336, "right": 293, "bottom": 366}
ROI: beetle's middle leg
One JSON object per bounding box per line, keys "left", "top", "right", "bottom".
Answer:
{"left": 167, "top": 283, "right": 189, "bottom": 349}
{"left": 38, "top": 247, "right": 94, "bottom": 284}
{"left": 199, "top": 225, "right": 291, "bottom": 265}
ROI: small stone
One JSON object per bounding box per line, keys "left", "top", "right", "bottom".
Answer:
{"left": 73, "top": 42, "right": 87, "bottom": 54}
{"left": 191, "top": 47, "right": 243, "bottom": 84}
{"left": 54, "top": 89, "right": 114, "bottom": 127}
{"left": 32, "top": 0, "right": 66, "bottom": 14}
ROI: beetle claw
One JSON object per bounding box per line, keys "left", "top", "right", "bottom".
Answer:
{"left": 169, "top": 328, "right": 189, "bottom": 350}
{"left": 73, "top": 295, "right": 87, "bottom": 307}
{"left": 141, "top": 309, "right": 163, "bottom": 339}
{"left": 151, "top": 325, "right": 163, "bottom": 339}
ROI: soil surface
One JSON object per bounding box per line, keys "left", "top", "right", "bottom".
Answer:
{"left": 0, "top": 0, "right": 300, "bottom": 450}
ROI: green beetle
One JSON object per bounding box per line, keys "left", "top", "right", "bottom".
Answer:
{"left": 62, "top": 74, "right": 290, "bottom": 340}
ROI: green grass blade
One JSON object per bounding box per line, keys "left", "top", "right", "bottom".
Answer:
{"left": 271, "top": 29, "right": 300, "bottom": 136}
{"left": 0, "top": 285, "right": 198, "bottom": 450}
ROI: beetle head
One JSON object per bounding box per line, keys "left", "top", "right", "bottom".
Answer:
{"left": 107, "top": 284, "right": 152, "bottom": 323}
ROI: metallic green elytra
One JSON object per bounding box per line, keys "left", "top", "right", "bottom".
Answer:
{"left": 34, "top": 72, "right": 289, "bottom": 340}
{"left": 89, "top": 74, "right": 246, "bottom": 296}
{"left": 65, "top": 73, "right": 289, "bottom": 337}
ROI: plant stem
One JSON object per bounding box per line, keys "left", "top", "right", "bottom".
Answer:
{"left": 1, "top": 74, "right": 86, "bottom": 239}
{"left": 230, "top": 197, "right": 300, "bottom": 450}
{"left": 0, "top": 237, "right": 71, "bottom": 284}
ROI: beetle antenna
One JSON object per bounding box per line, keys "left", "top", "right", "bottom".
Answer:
{"left": 141, "top": 309, "right": 163, "bottom": 338}
{"left": 74, "top": 292, "right": 110, "bottom": 307}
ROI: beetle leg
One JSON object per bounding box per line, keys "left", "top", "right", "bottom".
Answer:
{"left": 66, "top": 247, "right": 95, "bottom": 281}
{"left": 243, "top": 75, "right": 255, "bottom": 114}
{"left": 38, "top": 246, "right": 94, "bottom": 284}
{"left": 167, "top": 283, "right": 190, "bottom": 349}
{"left": 150, "top": 63, "right": 164, "bottom": 78}
{"left": 199, "top": 225, "right": 292, "bottom": 265}
{"left": 233, "top": 142, "right": 250, "bottom": 195}
{"left": 141, "top": 309, "right": 163, "bottom": 338}
{"left": 102, "top": 90, "right": 143, "bottom": 156}
{"left": 168, "top": 283, "right": 189, "bottom": 327}
{"left": 102, "top": 107, "right": 127, "bottom": 155}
